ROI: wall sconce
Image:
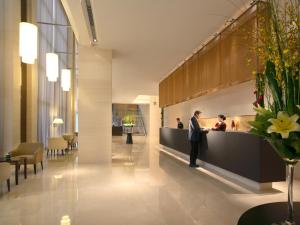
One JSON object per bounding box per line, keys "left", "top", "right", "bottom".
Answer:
{"left": 61, "top": 69, "right": 71, "bottom": 91}
{"left": 19, "top": 22, "right": 38, "bottom": 64}
{"left": 46, "top": 53, "right": 59, "bottom": 82}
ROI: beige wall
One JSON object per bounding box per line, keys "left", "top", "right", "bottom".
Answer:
{"left": 163, "top": 80, "right": 256, "bottom": 129}
{"left": 78, "top": 47, "right": 112, "bottom": 164}
{"left": 0, "top": 0, "right": 22, "bottom": 154}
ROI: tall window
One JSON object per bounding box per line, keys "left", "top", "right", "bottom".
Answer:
{"left": 37, "top": 0, "right": 75, "bottom": 144}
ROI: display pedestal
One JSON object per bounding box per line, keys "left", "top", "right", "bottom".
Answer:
{"left": 126, "top": 133, "right": 133, "bottom": 144}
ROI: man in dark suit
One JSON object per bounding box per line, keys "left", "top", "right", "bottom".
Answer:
{"left": 188, "top": 110, "right": 206, "bottom": 167}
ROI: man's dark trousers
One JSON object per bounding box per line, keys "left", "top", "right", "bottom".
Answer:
{"left": 190, "top": 141, "right": 199, "bottom": 165}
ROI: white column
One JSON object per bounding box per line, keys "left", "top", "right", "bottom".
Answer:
{"left": 0, "top": 0, "right": 22, "bottom": 154}
{"left": 149, "top": 96, "right": 161, "bottom": 143}
{"left": 26, "top": 0, "right": 38, "bottom": 142}
{"left": 78, "top": 46, "right": 112, "bottom": 164}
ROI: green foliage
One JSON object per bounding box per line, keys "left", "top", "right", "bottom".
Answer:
{"left": 249, "top": 110, "right": 275, "bottom": 137}
{"left": 250, "top": 0, "right": 300, "bottom": 163}
{"left": 123, "top": 112, "right": 135, "bottom": 125}
{"left": 268, "top": 137, "right": 300, "bottom": 162}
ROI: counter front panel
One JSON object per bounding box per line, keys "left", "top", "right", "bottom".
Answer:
{"left": 159, "top": 128, "right": 285, "bottom": 183}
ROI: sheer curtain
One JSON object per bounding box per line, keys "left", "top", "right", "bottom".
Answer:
{"left": 37, "top": 0, "right": 74, "bottom": 146}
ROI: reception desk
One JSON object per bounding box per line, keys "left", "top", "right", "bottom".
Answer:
{"left": 159, "top": 128, "right": 285, "bottom": 184}
{"left": 112, "top": 126, "right": 123, "bottom": 136}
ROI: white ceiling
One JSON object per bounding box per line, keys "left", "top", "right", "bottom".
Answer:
{"left": 62, "top": 0, "right": 251, "bottom": 103}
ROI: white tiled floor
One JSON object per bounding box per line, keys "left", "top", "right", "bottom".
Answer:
{"left": 0, "top": 136, "right": 299, "bottom": 225}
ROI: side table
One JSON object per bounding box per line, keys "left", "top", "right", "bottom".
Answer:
{"left": 0, "top": 157, "right": 27, "bottom": 185}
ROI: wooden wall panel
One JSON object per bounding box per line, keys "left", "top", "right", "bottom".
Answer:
{"left": 220, "top": 11, "right": 257, "bottom": 87}
{"left": 220, "top": 30, "right": 232, "bottom": 88}
{"left": 197, "top": 51, "right": 206, "bottom": 95}
{"left": 182, "top": 64, "right": 189, "bottom": 100}
{"left": 167, "top": 75, "right": 174, "bottom": 106}
{"left": 159, "top": 6, "right": 258, "bottom": 108}
{"left": 159, "top": 81, "right": 165, "bottom": 107}
{"left": 190, "top": 54, "right": 198, "bottom": 97}
{"left": 174, "top": 68, "right": 183, "bottom": 104}
{"left": 204, "top": 40, "right": 221, "bottom": 91}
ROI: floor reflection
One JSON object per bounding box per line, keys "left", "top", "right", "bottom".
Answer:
{"left": 0, "top": 136, "right": 298, "bottom": 225}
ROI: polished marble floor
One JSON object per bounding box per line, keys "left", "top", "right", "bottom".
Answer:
{"left": 0, "top": 136, "right": 299, "bottom": 225}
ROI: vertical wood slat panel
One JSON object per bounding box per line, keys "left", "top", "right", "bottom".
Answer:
{"left": 197, "top": 51, "right": 205, "bottom": 95}
{"left": 167, "top": 75, "right": 175, "bottom": 106}
{"left": 185, "top": 59, "right": 193, "bottom": 98}
{"left": 202, "top": 39, "right": 221, "bottom": 92}
{"left": 174, "top": 68, "right": 183, "bottom": 104}
{"left": 159, "top": 81, "right": 164, "bottom": 107}
{"left": 220, "top": 11, "right": 257, "bottom": 87}
{"left": 190, "top": 54, "right": 198, "bottom": 97}
{"left": 177, "top": 66, "right": 185, "bottom": 103}
{"left": 159, "top": 7, "right": 258, "bottom": 108}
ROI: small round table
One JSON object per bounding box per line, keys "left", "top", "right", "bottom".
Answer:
{"left": 238, "top": 202, "right": 300, "bottom": 225}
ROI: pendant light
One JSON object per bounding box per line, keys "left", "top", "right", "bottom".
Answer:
{"left": 46, "top": 1, "right": 59, "bottom": 82}
{"left": 19, "top": 22, "right": 38, "bottom": 64}
{"left": 61, "top": 69, "right": 71, "bottom": 91}
{"left": 46, "top": 53, "right": 59, "bottom": 82}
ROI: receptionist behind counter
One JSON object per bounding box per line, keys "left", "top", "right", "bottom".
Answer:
{"left": 212, "top": 114, "right": 227, "bottom": 131}
{"left": 176, "top": 118, "right": 184, "bottom": 129}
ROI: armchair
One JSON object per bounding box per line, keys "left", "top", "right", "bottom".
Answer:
{"left": 11, "top": 143, "right": 44, "bottom": 174}
{"left": 47, "top": 137, "right": 68, "bottom": 156}
{"left": 0, "top": 162, "right": 11, "bottom": 192}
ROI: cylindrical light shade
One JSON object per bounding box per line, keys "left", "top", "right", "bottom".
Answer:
{"left": 46, "top": 53, "right": 59, "bottom": 82}
{"left": 19, "top": 22, "right": 38, "bottom": 64}
{"left": 61, "top": 69, "right": 71, "bottom": 91}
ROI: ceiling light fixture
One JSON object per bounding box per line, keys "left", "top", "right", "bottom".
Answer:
{"left": 46, "top": 53, "right": 59, "bottom": 82}
{"left": 19, "top": 22, "right": 38, "bottom": 64}
{"left": 61, "top": 69, "right": 71, "bottom": 91}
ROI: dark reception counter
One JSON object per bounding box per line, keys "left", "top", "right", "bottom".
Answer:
{"left": 159, "top": 128, "right": 285, "bottom": 183}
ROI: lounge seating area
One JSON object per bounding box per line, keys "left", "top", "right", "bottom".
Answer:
{"left": 0, "top": 142, "right": 43, "bottom": 193}
{"left": 0, "top": 133, "right": 78, "bottom": 193}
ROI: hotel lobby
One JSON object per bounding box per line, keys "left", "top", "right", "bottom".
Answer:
{"left": 0, "top": 0, "right": 300, "bottom": 225}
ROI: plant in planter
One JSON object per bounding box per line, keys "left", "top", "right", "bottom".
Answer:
{"left": 123, "top": 113, "right": 135, "bottom": 127}
{"left": 249, "top": 0, "right": 300, "bottom": 224}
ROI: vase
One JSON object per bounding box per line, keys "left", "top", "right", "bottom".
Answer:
{"left": 268, "top": 140, "right": 300, "bottom": 225}
{"left": 285, "top": 161, "right": 297, "bottom": 225}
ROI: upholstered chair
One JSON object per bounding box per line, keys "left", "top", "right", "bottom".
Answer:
{"left": 70, "top": 135, "right": 78, "bottom": 149}
{"left": 0, "top": 162, "right": 11, "bottom": 192}
{"left": 11, "top": 143, "right": 44, "bottom": 174}
{"left": 47, "top": 137, "right": 68, "bottom": 156}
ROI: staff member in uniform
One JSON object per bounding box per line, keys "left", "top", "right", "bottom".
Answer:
{"left": 212, "top": 114, "right": 227, "bottom": 131}
{"left": 188, "top": 110, "right": 207, "bottom": 167}
{"left": 176, "top": 118, "right": 184, "bottom": 129}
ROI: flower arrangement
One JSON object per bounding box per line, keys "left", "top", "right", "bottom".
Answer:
{"left": 249, "top": 0, "right": 300, "bottom": 164}
{"left": 123, "top": 113, "right": 135, "bottom": 127}
{"left": 248, "top": 1, "right": 300, "bottom": 223}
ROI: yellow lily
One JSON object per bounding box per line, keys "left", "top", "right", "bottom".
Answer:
{"left": 267, "top": 112, "right": 300, "bottom": 138}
